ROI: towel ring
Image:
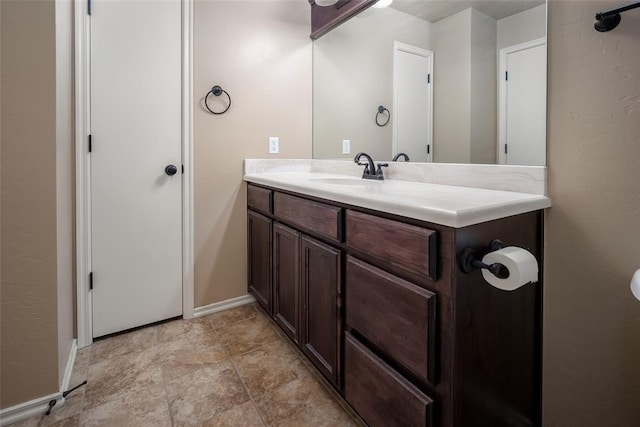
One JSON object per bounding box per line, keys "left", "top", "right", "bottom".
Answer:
{"left": 205, "top": 85, "right": 231, "bottom": 115}
{"left": 376, "top": 105, "right": 390, "bottom": 127}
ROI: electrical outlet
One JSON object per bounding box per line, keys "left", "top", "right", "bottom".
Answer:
{"left": 342, "top": 139, "right": 351, "bottom": 155}
{"left": 268, "top": 137, "right": 279, "bottom": 154}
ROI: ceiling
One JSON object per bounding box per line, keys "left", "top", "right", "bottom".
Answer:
{"left": 389, "top": 0, "right": 546, "bottom": 23}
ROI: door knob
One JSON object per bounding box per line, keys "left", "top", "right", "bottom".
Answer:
{"left": 165, "top": 164, "right": 178, "bottom": 176}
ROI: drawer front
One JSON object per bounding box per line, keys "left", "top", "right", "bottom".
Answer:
{"left": 346, "top": 256, "right": 436, "bottom": 384}
{"left": 273, "top": 192, "right": 342, "bottom": 241}
{"left": 247, "top": 184, "right": 272, "bottom": 214}
{"left": 345, "top": 332, "right": 433, "bottom": 427}
{"left": 346, "top": 210, "right": 437, "bottom": 279}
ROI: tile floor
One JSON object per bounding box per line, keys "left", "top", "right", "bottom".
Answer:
{"left": 9, "top": 304, "right": 361, "bottom": 427}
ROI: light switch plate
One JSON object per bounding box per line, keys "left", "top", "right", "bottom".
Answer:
{"left": 342, "top": 139, "right": 350, "bottom": 155}
{"left": 268, "top": 137, "right": 279, "bottom": 154}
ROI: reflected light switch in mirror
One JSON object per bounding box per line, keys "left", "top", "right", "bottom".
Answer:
{"left": 342, "top": 139, "right": 351, "bottom": 154}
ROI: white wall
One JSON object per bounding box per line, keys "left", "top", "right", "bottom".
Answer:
{"left": 470, "top": 8, "right": 497, "bottom": 164}
{"left": 313, "top": 7, "right": 432, "bottom": 160}
{"left": 498, "top": 3, "right": 546, "bottom": 49}
{"left": 433, "top": 9, "right": 471, "bottom": 163}
{"left": 434, "top": 8, "right": 498, "bottom": 164}
{"left": 55, "top": 0, "right": 75, "bottom": 387}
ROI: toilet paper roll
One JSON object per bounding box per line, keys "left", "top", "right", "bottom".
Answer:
{"left": 631, "top": 269, "right": 640, "bottom": 302}
{"left": 481, "top": 246, "right": 539, "bottom": 291}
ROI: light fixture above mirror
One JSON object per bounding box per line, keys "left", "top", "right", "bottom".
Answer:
{"left": 373, "top": 0, "right": 393, "bottom": 9}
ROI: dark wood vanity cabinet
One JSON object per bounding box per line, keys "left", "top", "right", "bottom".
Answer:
{"left": 247, "top": 183, "right": 543, "bottom": 427}
{"left": 248, "top": 186, "right": 342, "bottom": 387}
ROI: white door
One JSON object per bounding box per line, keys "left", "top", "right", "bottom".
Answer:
{"left": 393, "top": 42, "right": 433, "bottom": 162}
{"left": 90, "top": 0, "right": 182, "bottom": 337}
{"left": 499, "top": 39, "right": 547, "bottom": 166}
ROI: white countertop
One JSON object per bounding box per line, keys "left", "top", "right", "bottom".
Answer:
{"left": 243, "top": 171, "right": 551, "bottom": 228}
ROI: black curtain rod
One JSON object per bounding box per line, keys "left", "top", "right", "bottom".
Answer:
{"left": 594, "top": 1, "right": 640, "bottom": 32}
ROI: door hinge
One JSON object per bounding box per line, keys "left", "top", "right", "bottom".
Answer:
{"left": 427, "top": 74, "right": 431, "bottom": 84}
{"left": 87, "top": 0, "right": 91, "bottom": 15}
{"left": 427, "top": 144, "right": 431, "bottom": 154}
{"left": 89, "top": 272, "right": 93, "bottom": 290}
{"left": 505, "top": 71, "right": 509, "bottom": 81}
{"left": 88, "top": 135, "right": 92, "bottom": 153}
{"left": 504, "top": 144, "right": 508, "bottom": 154}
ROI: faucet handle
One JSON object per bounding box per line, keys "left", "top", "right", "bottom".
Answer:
{"left": 375, "top": 163, "right": 389, "bottom": 179}
{"left": 357, "top": 161, "right": 371, "bottom": 173}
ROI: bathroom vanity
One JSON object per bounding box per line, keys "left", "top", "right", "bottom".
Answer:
{"left": 244, "top": 161, "right": 550, "bottom": 427}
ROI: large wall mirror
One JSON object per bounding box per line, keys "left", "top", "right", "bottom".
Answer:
{"left": 313, "top": 0, "right": 547, "bottom": 166}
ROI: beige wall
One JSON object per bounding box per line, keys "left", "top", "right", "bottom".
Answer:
{"left": 544, "top": 1, "right": 640, "bottom": 425}
{"left": 313, "top": 7, "right": 432, "bottom": 160}
{"left": 193, "top": 1, "right": 312, "bottom": 307}
{"left": 0, "top": 0, "right": 60, "bottom": 408}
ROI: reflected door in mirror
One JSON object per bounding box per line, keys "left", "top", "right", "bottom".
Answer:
{"left": 394, "top": 42, "right": 433, "bottom": 162}
{"left": 499, "top": 38, "right": 547, "bottom": 166}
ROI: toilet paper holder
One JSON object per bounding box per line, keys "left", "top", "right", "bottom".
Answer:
{"left": 459, "top": 239, "right": 510, "bottom": 279}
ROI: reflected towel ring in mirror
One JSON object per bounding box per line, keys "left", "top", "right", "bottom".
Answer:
{"left": 376, "top": 105, "right": 390, "bottom": 127}
{"left": 204, "top": 85, "right": 231, "bottom": 115}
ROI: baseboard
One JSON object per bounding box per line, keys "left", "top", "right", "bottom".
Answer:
{"left": 0, "top": 340, "right": 77, "bottom": 426}
{"left": 0, "top": 392, "right": 62, "bottom": 427}
{"left": 61, "top": 339, "right": 78, "bottom": 392}
{"left": 192, "top": 294, "right": 256, "bottom": 318}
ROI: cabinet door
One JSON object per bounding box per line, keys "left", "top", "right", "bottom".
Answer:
{"left": 300, "top": 235, "right": 341, "bottom": 387}
{"left": 247, "top": 210, "right": 272, "bottom": 314}
{"left": 273, "top": 222, "right": 300, "bottom": 344}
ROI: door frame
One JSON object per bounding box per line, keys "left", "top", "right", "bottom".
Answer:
{"left": 497, "top": 37, "right": 546, "bottom": 164}
{"left": 392, "top": 41, "right": 434, "bottom": 162}
{"left": 74, "top": 0, "right": 194, "bottom": 348}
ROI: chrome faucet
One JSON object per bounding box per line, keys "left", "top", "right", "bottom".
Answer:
{"left": 392, "top": 152, "right": 410, "bottom": 162}
{"left": 354, "top": 152, "right": 388, "bottom": 180}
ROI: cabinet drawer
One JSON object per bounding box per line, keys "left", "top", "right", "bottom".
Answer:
{"left": 247, "top": 184, "right": 272, "bottom": 214}
{"left": 346, "top": 210, "right": 437, "bottom": 279}
{"left": 346, "top": 256, "right": 436, "bottom": 384}
{"left": 273, "top": 192, "right": 342, "bottom": 241}
{"left": 345, "top": 332, "right": 434, "bottom": 427}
